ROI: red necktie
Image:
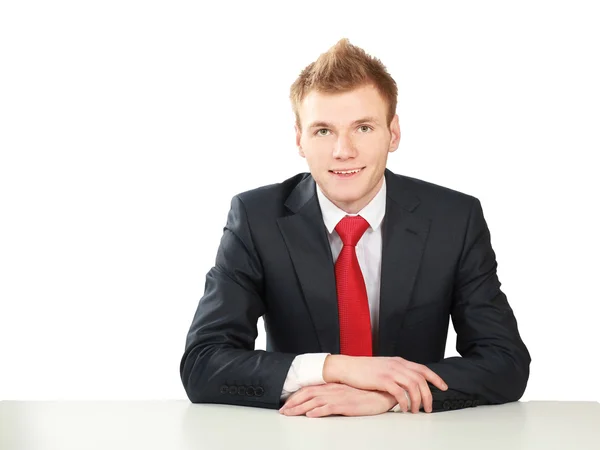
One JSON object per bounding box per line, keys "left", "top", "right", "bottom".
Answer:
{"left": 334, "top": 215, "right": 372, "bottom": 357}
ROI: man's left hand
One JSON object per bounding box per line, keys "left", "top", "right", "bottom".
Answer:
{"left": 279, "top": 383, "right": 397, "bottom": 418}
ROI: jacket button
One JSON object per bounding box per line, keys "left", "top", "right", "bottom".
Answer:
{"left": 451, "top": 400, "right": 458, "bottom": 409}
{"left": 228, "top": 386, "right": 238, "bottom": 395}
{"left": 220, "top": 385, "right": 229, "bottom": 394}
{"left": 237, "top": 386, "right": 246, "bottom": 396}
{"left": 465, "top": 400, "right": 472, "bottom": 407}
{"left": 443, "top": 401, "right": 451, "bottom": 410}
{"left": 458, "top": 400, "right": 465, "bottom": 408}
{"left": 255, "top": 387, "right": 264, "bottom": 397}
{"left": 473, "top": 400, "right": 479, "bottom": 407}
{"left": 246, "top": 386, "right": 255, "bottom": 397}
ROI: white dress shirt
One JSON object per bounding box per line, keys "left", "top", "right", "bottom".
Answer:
{"left": 281, "top": 178, "right": 395, "bottom": 403}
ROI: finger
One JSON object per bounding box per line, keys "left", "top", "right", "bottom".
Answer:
{"left": 416, "top": 375, "right": 433, "bottom": 413}
{"left": 281, "top": 383, "right": 344, "bottom": 411}
{"left": 395, "top": 373, "right": 422, "bottom": 414}
{"left": 305, "top": 404, "right": 337, "bottom": 418}
{"left": 280, "top": 388, "right": 315, "bottom": 411}
{"left": 384, "top": 381, "right": 409, "bottom": 413}
{"left": 406, "top": 363, "right": 448, "bottom": 391}
{"left": 282, "top": 397, "right": 323, "bottom": 416}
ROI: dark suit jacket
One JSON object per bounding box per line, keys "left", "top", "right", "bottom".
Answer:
{"left": 180, "top": 169, "right": 531, "bottom": 413}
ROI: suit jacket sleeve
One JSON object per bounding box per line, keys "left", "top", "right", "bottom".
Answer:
{"left": 425, "top": 197, "right": 531, "bottom": 411}
{"left": 180, "top": 195, "right": 297, "bottom": 409}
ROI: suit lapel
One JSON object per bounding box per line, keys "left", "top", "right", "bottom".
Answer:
{"left": 377, "top": 170, "right": 431, "bottom": 356}
{"left": 276, "top": 175, "right": 340, "bottom": 354}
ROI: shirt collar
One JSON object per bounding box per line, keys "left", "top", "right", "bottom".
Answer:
{"left": 316, "top": 177, "right": 387, "bottom": 234}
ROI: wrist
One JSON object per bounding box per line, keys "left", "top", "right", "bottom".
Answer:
{"left": 323, "top": 355, "right": 347, "bottom": 383}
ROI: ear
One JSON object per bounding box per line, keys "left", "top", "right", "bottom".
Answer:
{"left": 295, "top": 124, "right": 305, "bottom": 158}
{"left": 388, "top": 114, "right": 401, "bottom": 153}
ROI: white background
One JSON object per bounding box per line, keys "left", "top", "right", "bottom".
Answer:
{"left": 1, "top": 1, "right": 598, "bottom": 402}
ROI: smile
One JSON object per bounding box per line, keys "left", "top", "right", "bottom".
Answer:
{"left": 329, "top": 167, "right": 365, "bottom": 178}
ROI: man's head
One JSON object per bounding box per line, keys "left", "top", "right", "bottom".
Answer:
{"left": 290, "top": 38, "right": 400, "bottom": 214}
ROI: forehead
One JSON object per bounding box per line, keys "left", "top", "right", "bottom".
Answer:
{"left": 299, "top": 84, "right": 387, "bottom": 126}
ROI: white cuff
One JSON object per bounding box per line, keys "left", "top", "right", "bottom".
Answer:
{"left": 280, "top": 353, "right": 330, "bottom": 400}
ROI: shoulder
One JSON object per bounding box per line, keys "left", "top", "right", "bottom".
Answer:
{"left": 386, "top": 170, "right": 480, "bottom": 217}
{"left": 388, "top": 171, "right": 475, "bottom": 201}
{"left": 230, "top": 172, "right": 311, "bottom": 212}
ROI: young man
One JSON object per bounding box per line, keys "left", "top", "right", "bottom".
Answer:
{"left": 180, "top": 39, "right": 531, "bottom": 417}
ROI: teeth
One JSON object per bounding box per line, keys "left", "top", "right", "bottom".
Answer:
{"left": 334, "top": 169, "right": 361, "bottom": 174}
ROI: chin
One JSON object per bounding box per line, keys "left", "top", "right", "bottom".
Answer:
{"left": 329, "top": 192, "right": 365, "bottom": 204}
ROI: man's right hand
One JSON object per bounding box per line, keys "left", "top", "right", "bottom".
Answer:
{"left": 322, "top": 355, "right": 448, "bottom": 414}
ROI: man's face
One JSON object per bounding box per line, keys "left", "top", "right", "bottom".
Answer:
{"left": 295, "top": 84, "right": 400, "bottom": 214}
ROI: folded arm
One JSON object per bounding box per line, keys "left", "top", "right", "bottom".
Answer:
{"left": 180, "top": 195, "right": 296, "bottom": 409}
{"left": 425, "top": 197, "right": 531, "bottom": 410}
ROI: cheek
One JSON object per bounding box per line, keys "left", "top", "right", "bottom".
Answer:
{"left": 304, "top": 148, "right": 330, "bottom": 167}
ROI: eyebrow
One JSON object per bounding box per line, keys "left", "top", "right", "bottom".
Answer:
{"left": 307, "top": 116, "right": 380, "bottom": 129}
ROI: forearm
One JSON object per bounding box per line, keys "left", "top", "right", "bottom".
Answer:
{"left": 427, "top": 293, "right": 531, "bottom": 405}
{"left": 322, "top": 354, "right": 345, "bottom": 383}
{"left": 181, "top": 264, "right": 296, "bottom": 409}
{"left": 426, "top": 346, "right": 530, "bottom": 405}
{"left": 181, "top": 344, "right": 296, "bottom": 409}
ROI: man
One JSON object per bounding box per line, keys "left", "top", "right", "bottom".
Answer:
{"left": 180, "top": 38, "right": 531, "bottom": 417}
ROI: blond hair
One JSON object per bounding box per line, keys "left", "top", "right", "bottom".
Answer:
{"left": 290, "top": 38, "right": 398, "bottom": 130}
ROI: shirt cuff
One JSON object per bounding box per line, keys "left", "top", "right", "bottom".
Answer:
{"left": 280, "top": 353, "right": 330, "bottom": 400}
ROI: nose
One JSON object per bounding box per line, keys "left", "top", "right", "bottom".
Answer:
{"left": 332, "top": 133, "right": 357, "bottom": 160}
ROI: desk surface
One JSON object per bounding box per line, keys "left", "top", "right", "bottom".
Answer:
{"left": 1, "top": 400, "right": 599, "bottom": 450}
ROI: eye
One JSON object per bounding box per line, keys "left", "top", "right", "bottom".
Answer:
{"left": 358, "top": 125, "right": 372, "bottom": 133}
{"left": 316, "top": 129, "right": 330, "bottom": 136}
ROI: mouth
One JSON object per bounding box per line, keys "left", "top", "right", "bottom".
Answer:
{"left": 329, "top": 167, "right": 366, "bottom": 178}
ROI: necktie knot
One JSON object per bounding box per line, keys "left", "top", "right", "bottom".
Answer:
{"left": 335, "top": 215, "right": 370, "bottom": 247}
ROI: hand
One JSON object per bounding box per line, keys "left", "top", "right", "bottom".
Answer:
{"left": 323, "top": 355, "right": 448, "bottom": 413}
{"left": 279, "top": 383, "right": 397, "bottom": 418}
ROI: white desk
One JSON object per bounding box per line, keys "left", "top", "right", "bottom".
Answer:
{"left": 1, "top": 400, "right": 599, "bottom": 449}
